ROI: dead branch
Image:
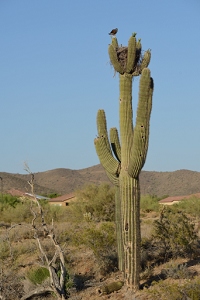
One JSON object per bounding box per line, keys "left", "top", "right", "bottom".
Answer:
{"left": 21, "top": 164, "right": 69, "bottom": 299}
{"left": 20, "top": 286, "right": 54, "bottom": 300}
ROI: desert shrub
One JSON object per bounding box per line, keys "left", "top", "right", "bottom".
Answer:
{"left": 147, "top": 278, "right": 200, "bottom": 300}
{"left": 161, "top": 262, "right": 194, "bottom": 279}
{"left": 26, "top": 266, "right": 50, "bottom": 285}
{"left": 74, "top": 222, "right": 117, "bottom": 274}
{"left": 8, "top": 225, "right": 33, "bottom": 241}
{"left": 12, "top": 241, "right": 37, "bottom": 263}
{"left": 1, "top": 198, "right": 69, "bottom": 225}
{"left": 140, "top": 265, "right": 154, "bottom": 280}
{"left": 152, "top": 207, "right": 198, "bottom": 260}
{"left": 140, "top": 195, "right": 160, "bottom": 212}
{"left": 0, "top": 240, "right": 10, "bottom": 261}
{"left": 0, "top": 228, "right": 37, "bottom": 264}
{"left": 0, "top": 268, "right": 24, "bottom": 300}
{"left": 181, "top": 280, "right": 200, "bottom": 300}
{"left": 141, "top": 219, "right": 155, "bottom": 239}
{"left": 0, "top": 194, "right": 20, "bottom": 208}
{"left": 140, "top": 237, "right": 154, "bottom": 270}
{"left": 44, "top": 204, "right": 68, "bottom": 223}
{"left": 0, "top": 201, "right": 33, "bottom": 223}
{"left": 74, "top": 183, "right": 115, "bottom": 222}
{"left": 81, "top": 222, "right": 116, "bottom": 253}
{"left": 172, "top": 196, "right": 200, "bottom": 217}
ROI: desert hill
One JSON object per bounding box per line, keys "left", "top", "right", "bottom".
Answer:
{"left": 0, "top": 165, "right": 200, "bottom": 197}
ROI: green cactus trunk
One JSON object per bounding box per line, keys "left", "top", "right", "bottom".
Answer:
{"left": 119, "top": 73, "right": 141, "bottom": 288}
{"left": 94, "top": 33, "right": 153, "bottom": 291}
{"left": 119, "top": 74, "right": 133, "bottom": 163}
{"left": 115, "top": 186, "right": 124, "bottom": 271}
{"left": 120, "top": 174, "right": 140, "bottom": 287}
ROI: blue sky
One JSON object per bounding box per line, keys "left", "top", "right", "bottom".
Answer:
{"left": 0, "top": 0, "right": 200, "bottom": 174}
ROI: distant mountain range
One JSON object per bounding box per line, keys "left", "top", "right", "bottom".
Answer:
{"left": 1, "top": 164, "right": 200, "bottom": 197}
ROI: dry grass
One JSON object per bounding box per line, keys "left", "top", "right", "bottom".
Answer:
{"left": 1, "top": 208, "right": 200, "bottom": 299}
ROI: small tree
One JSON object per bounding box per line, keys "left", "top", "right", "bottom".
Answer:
{"left": 75, "top": 183, "right": 115, "bottom": 222}
{"left": 0, "top": 180, "right": 70, "bottom": 299}
{"left": 21, "top": 165, "right": 69, "bottom": 300}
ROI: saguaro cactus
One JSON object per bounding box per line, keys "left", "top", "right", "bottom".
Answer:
{"left": 94, "top": 33, "right": 154, "bottom": 290}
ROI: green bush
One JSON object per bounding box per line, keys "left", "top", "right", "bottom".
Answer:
{"left": 26, "top": 266, "right": 50, "bottom": 285}
{"left": 140, "top": 237, "right": 154, "bottom": 270}
{"left": 74, "top": 183, "right": 115, "bottom": 222}
{"left": 82, "top": 222, "right": 116, "bottom": 254}
{"left": 147, "top": 278, "right": 200, "bottom": 300}
{"left": 0, "top": 241, "right": 9, "bottom": 261}
{"left": 45, "top": 204, "right": 68, "bottom": 223}
{"left": 140, "top": 195, "right": 160, "bottom": 212}
{"left": 172, "top": 196, "right": 200, "bottom": 217}
{"left": 153, "top": 207, "right": 198, "bottom": 260}
{"left": 0, "top": 194, "right": 20, "bottom": 211}
{"left": 0, "top": 196, "right": 70, "bottom": 224}
{"left": 0, "top": 202, "right": 32, "bottom": 223}
{"left": 161, "top": 262, "right": 194, "bottom": 279}
{"left": 74, "top": 222, "right": 117, "bottom": 274}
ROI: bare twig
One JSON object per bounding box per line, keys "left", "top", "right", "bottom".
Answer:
{"left": 21, "top": 163, "right": 68, "bottom": 300}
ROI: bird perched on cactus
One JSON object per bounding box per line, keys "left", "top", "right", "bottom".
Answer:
{"left": 109, "top": 28, "right": 118, "bottom": 36}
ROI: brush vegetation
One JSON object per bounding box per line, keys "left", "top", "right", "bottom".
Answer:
{"left": 0, "top": 185, "right": 200, "bottom": 299}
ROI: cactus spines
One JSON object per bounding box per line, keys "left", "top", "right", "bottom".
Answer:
{"left": 95, "top": 33, "right": 154, "bottom": 290}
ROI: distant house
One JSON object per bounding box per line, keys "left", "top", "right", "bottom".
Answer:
{"left": 6, "top": 189, "right": 50, "bottom": 201}
{"left": 6, "top": 189, "right": 76, "bottom": 206}
{"left": 48, "top": 193, "right": 76, "bottom": 206}
{"left": 159, "top": 193, "right": 200, "bottom": 205}
{"left": 24, "top": 193, "right": 50, "bottom": 201}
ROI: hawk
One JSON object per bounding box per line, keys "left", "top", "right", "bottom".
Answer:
{"left": 109, "top": 28, "right": 118, "bottom": 36}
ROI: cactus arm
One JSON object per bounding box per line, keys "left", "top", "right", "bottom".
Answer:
{"left": 108, "top": 43, "right": 124, "bottom": 74}
{"left": 144, "top": 77, "right": 153, "bottom": 153}
{"left": 97, "top": 109, "right": 112, "bottom": 153}
{"left": 110, "top": 127, "right": 121, "bottom": 162}
{"left": 132, "top": 49, "right": 151, "bottom": 76}
{"left": 111, "top": 36, "right": 119, "bottom": 49}
{"left": 128, "top": 68, "right": 153, "bottom": 178}
{"left": 95, "top": 109, "right": 121, "bottom": 178}
{"left": 97, "top": 109, "right": 107, "bottom": 134}
{"left": 106, "top": 171, "right": 119, "bottom": 186}
{"left": 96, "top": 109, "right": 121, "bottom": 176}
{"left": 139, "top": 49, "right": 151, "bottom": 70}
{"left": 126, "top": 33, "right": 137, "bottom": 73}
{"left": 94, "top": 136, "right": 120, "bottom": 177}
